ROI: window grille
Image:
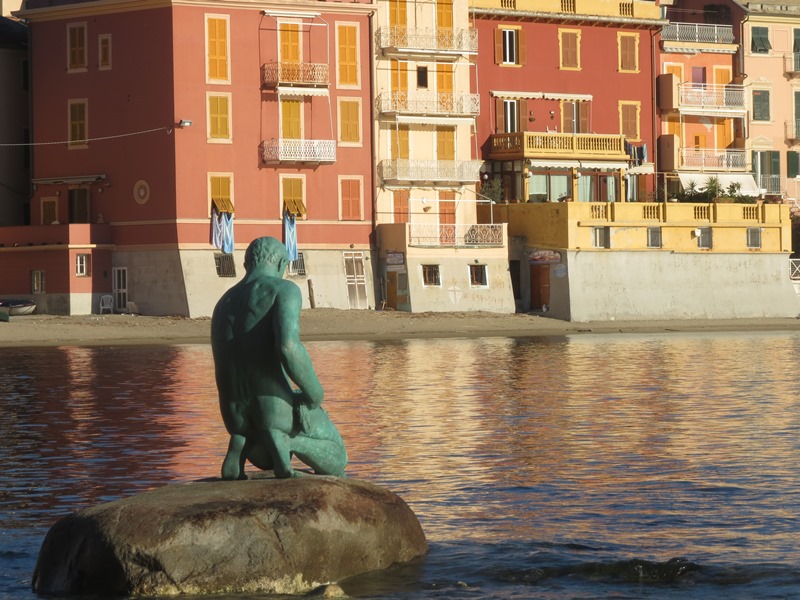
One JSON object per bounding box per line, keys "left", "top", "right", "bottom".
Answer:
{"left": 287, "top": 252, "right": 306, "bottom": 276}
{"left": 592, "top": 226, "right": 610, "bottom": 249}
{"left": 647, "top": 226, "right": 662, "bottom": 249}
{"left": 422, "top": 264, "right": 441, "bottom": 286}
{"left": 697, "top": 227, "right": 712, "bottom": 249}
{"left": 31, "top": 270, "right": 45, "bottom": 293}
{"left": 469, "top": 264, "right": 487, "bottom": 286}
{"left": 746, "top": 227, "right": 762, "bottom": 249}
{"left": 214, "top": 253, "right": 237, "bottom": 277}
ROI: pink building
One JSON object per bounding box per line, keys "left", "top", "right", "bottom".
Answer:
{"left": 4, "top": 0, "right": 376, "bottom": 316}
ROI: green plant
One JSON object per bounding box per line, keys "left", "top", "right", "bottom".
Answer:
{"left": 480, "top": 177, "right": 503, "bottom": 203}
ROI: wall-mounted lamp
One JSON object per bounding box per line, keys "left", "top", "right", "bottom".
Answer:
{"left": 474, "top": 259, "right": 480, "bottom": 264}
{"left": 423, "top": 205, "right": 432, "bottom": 212}
{"left": 482, "top": 173, "right": 489, "bottom": 181}
{"left": 178, "top": 119, "right": 193, "bottom": 128}
{"left": 693, "top": 228, "right": 702, "bottom": 237}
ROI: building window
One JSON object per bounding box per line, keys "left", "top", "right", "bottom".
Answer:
{"left": 618, "top": 33, "right": 638, "bottom": 72}
{"left": 98, "top": 34, "right": 112, "bottom": 70}
{"left": 214, "top": 253, "right": 237, "bottom": 277}
{"left": 437, "top": 127, "right": 455, "bottom": 160}
{"left": 31, "top": 270, "right": 45, "bottom": 294}
{"left": 563, "top": 101, "right": 589, "bottom": 133}
{"left": 209, "top": 174, "right": 235, "bottom": 217}
{"left": 647, "top": 226, "right": 662, "bottom": 248}
{"left": 279, "top": 22, "right": 300, "bottom": 64}
{"left": 206, "top": 15, "right": 230, "bottom": 83}
{"left": 559, "top": 29, "right": 580, "bottom": 70}
{"left": 68, "top": 188, "right": 90, "bottom": 223}
{"left": 287, "top": 252, "right": 306, "bottom": 276}
{"left": 752, "top": 90, "right": 770, "bottom": 121}
{"left": 417, "top": 66, "right": 428, "bottom": 88}
{"left": 422, "top": 264, "right": 441, "bottom": 286}
{"left": 751, "top": 26, "right": 771, "bottom": 53}
{"left": 469, "top": 264, "right": 487, "bottom": 286}
{"left": 494, "top": 27, "right": 524, "bottom": 65}
{"left": 337, "top": 24, "right": 359, "bottom": 87}
{"left": 747, "top": 227, "right": 762, "bottom": 249}
{"left": 68, "top": 99, "right": 88, "bottom": 148}
{"left": 338, "top": 99, "right": 361, "bottom": 144}
{"left": 76, "top": 254, "right": 91, "bottom": 277}
{"left": 390, "top": 125, "right": 409, "bottom": 159}
{"left": 504, "top": 99, "right": 519, "bottom": 133}
{"left": 208, "top": 93, "right": 231, "bottom": 141}
{"left": 280, "top": 99, "right": 302, "bottom": 140}
{"left": 697, "top": 227, "right": 712, "bottom": 249}
{"left": 282, "top": 176, "right": 306, "bottom": 218}
{"left": 592, "top": 226, "right": 610, "bottom": 248}
{"left": 67, "top": 23, "right": 87, "bottom": 71}
{"left": 42, "top": 198, "right": 57, "bottom": 225}
{"left": 340, "top": 177, "right": 362, "bottom": 221}
{"left": 619, "top": 102, "right": 640, "bottom": 140}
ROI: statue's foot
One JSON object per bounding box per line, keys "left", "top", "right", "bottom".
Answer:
{"left": 221, "top": 455, "right": 241, "bottom": 481}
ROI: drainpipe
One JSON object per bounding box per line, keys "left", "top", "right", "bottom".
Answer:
{"left": 651, "top": 27, "right": 659, "bottom": 201}
{"left": 368, "top": 9, "right": 380, "bottom": 304}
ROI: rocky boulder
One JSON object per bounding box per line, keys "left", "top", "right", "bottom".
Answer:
{"left": 32, "top": 476, "right": 427, "bottom": 596}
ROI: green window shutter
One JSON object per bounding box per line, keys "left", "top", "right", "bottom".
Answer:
{"left": 753, "top": 90, "right": 770, "bottom": 121}
{"left": 788, "top": 152, "right": 798, "bottom": 179}
{"left": 752, "top": 150, "right": 758, "bottom": 174}
{"left": 752, "top": 27, "right": 771, "bottom": 53}
{"left": 771, "top": 151, "right": 781, "bottom": 177}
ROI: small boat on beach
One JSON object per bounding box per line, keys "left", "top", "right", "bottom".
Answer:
{"left": 0, "top": 299, "right": 37, "bottom": 316}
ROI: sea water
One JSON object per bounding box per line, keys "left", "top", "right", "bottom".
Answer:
{"left": 1, "top": 332, "right": 799, "bottom": 599}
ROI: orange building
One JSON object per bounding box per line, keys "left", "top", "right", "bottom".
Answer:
{"left": 2, "top": 0, "right": 376, "bottom": 316}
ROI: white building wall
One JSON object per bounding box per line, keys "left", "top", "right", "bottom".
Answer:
{"left": 547, "top": 251, "right": 799, "bottom": 321}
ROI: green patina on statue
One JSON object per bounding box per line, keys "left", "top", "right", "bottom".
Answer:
{"left": 211, "top": 236, "right": 347, "bottom": 479}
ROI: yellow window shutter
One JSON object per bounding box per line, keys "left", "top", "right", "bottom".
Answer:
{"left": 281, "top": 100, "right": 301, "bottom": 139}
{"left": 437, "top": 64, "right": 453, "bottom": 94}
{"left": 436, "top": 0, "right": 453, "bottom": 29}
{"left": 341, "top": 101, "right": 359, "bottom": 142}
{"left": 280, "top": 23, "right": 300, "bottom": 63}
{"left": 283, "top": 178, "right": 306, "bottom": 217}
{"left": 338, "top": 25, "right": 357, "bottom": 85}
{"left": 208, "top": 18, "right": 228, "bottom": 80}
{"left": 209, "top": 96, "right": 230, "bottom": 139}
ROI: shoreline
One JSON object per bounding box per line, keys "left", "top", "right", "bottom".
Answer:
{"left": 2, "top": 308, "right": 800, "bottom": 347}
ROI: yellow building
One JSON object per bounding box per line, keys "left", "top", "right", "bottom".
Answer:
{"left": 486, "top": 201, "right": 799, "bottom": 320}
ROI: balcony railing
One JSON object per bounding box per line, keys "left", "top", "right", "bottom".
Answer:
{"left": 790, "top": 258, "right": 800, "bottom": 280}
{"left": 787, "top": 119, "right": 800, "bottom": 140}
{"left": 786, "top": 53, "right": 800, "bottom": 74}
{"left": 661, "top": 22, "right": 735, "bottom": 44}
{"left": 261, "top": 62, "right": 329, "bottom": 87}
{"left": 680, "top": 148, "right": 747, "bottom": 170}
{"left": 376, "top": 26, "right": 478, "bottom": 54}
{"left": 758, "top": 174, "right": 782, "bottom": 194}
{"left": 375, "top": 91, "right": 480, "bottom": 117}
{"left": 378, "top": 159, "right": 483, "bottom": 183}
{"left": 407, "top": 223, "right": 504, "bottom": 247}
{"left": 260, "top": 139, "right": 336, "bottom": 163}
{"left": 679, "top": 83, "right": 745, "bottom": 111}
{"left": 490, "top": 132, "right": 627, "bottom": 160}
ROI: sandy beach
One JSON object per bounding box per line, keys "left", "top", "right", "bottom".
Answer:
{"left": 2, "top": 308, "right": 800, "bottom": 347}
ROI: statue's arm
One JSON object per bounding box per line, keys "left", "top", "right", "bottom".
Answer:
{"left": 274, "top": 284, "right": 324, "bottom": 409}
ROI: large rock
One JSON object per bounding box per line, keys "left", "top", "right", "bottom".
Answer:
{"left": 32, "top": 476, "right": 427, "bottom": 596}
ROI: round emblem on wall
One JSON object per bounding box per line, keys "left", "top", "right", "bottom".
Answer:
{"left": 133, "top": 180, "right": 150, "bottom": 205}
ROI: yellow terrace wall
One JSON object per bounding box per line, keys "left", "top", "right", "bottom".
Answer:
{"left": 470, "top": 0, "right": 661, "bottom": 20}
{"left": 490, "top": 202, "right": 791, "bottom": 253}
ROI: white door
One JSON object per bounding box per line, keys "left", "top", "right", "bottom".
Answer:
{"left": 343, "top": 252, "right": 368, "bottom": 309}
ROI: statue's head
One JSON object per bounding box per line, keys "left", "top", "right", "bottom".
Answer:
{"left": 244, "top": 237, "right": 288, "bottom": 274}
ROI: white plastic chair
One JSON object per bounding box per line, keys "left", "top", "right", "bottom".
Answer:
{"left": 99, "top": 295, "right": 113, "bottom": 314}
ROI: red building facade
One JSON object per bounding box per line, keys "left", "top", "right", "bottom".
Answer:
{"left": 5, "top": 0, "right": 376, "bottom": 316}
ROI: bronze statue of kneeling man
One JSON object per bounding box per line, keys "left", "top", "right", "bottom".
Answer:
{"left": 211, "top": 236, "right": 347, "bottom": 479}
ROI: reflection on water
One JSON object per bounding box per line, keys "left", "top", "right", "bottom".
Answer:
{"left": 1, "top": 332, "right": 800, "bottom": 599}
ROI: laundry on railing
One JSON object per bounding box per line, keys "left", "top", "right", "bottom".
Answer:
{"left": 625, "top": 142, "right": 648, "bottom": 166}
{"left": 211, "top": 208, "right": 235, "bottom": 254}
{"left": 284, "top": 210, "right": 298, "bottom": 261}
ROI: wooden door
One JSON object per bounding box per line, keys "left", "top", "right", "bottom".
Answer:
{"left": 529, "top": 264, "right": 550, "bottom": 309}
{"left": 439, "top": 191, "right": 455, "bottom": 245}
{"left": 386, "top": 270, "right": 398, "bottom": 310}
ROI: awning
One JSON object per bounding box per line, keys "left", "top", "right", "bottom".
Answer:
{"left": 677, "top": 173, "right": 760, "bottom": 195}
{"left": 529, "top": 159, "right": 580, "bottom": 169}
{"left": 579, "top": 161, "right": 628, "bottom": 171}
{"left": 627, "top": 162, "right": 655, "bottom": 175}
{"left": 212, "top": 196, "right": 235, "bottom": 213}
{"left": 491, "top": 91, "right": 592, "bottom": 102}
{"left": 396, "top": 116, "right": 475, "bottom": 126}
{"left": 276, "top": 86, "right": 329, "bottom": 97}
{"left": 33, "top": 174, "right": 106, "bottom": 185}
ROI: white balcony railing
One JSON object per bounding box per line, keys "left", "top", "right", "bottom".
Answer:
{"left": 786, "top": 53, "right": 800, "bottom": 74}
{"left": 407, "top": 223, "right": 504, "bottom": 247}
{"left": 375, "top": 91, "right": 480, "bottom": 116}
{"left": 261, "top": 62, "right": 329, "bottom": 87}
{"left": 260, "top": 139, "right": 336, "bottom": 163}
{"left": 787, "top": 119, "right": 800, "bottom": 139}
{"left": 758, "top": 174, "right": 782, "bottom": 194}
{"left": 376, "top": 26, "right": 478, "bottom": 54}
{"left": 378, "top": 159, "right": 482, "bottom": 182}
{"left": 680, "top": 148, "right": 747, "bottom": 170}
{"left": 679, "top": 83, "right": 746, "bottom": 111}
{"left": 661, "top": 22, "right": 735, "bottom": 44}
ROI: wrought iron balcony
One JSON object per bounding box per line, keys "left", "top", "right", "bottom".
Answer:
{"left": 376, "top": 26, "right": 478, "bottom": 54}
{"left": 680, "top": 148, "right": 747, "bottom": 171}
{"left": 787, "top": 119, "right": 800, "bottom": 140}
{"left": 489, "top": 132, "right": 627, "bottom": 161}
{"left": 757, "top": 174, "right": 782, "bottom": 194}
{"left": 261, "top": 62, "right": 330, "bottom": 87}
{"left": 661, "top": 22, "right": 735, "bottom": 44}
{"left": 407, "top": 223, "right": 504, "bottom": 247}
{"left": 260, "top": 139, "right": 336, "bottom": 164}
{"left": 378, "top": 159, "right": 482, "bottom": 183}
{"left": 678, "top": 83, "right": 745, "bottom": 112}
{"left": 375, "top": 91, "right": 480, "bottom": 117}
